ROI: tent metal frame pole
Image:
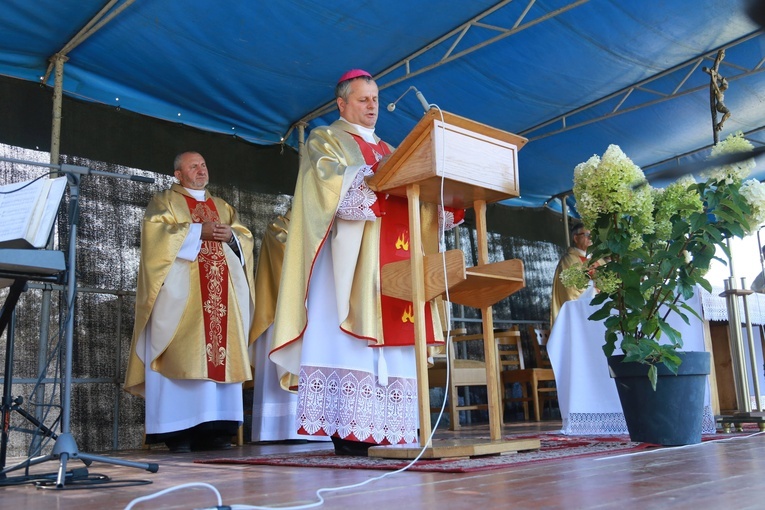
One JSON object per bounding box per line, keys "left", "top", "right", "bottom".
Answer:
{"left": 31, "top": 53, "right": 68, "bottom": 453}
{"left": 41, "top": 0, "right": 135, "bottom": 84}
{"left": 49, "top": 55, "right": 66, "bottom": 165}
{"left": 297, "top": 122, "right": 306, "bottom": 160}
{"left": 34, "top": 0, "right": 134, "bottom": 448}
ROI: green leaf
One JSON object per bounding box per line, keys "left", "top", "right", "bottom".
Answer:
{"left": 648, "top": 365, "right": 658, "bottom": 391}
{"left": 696, "top": 277, "right": 713, "bottom": 293}
{"left": 589, "top": 306, "right": 613, "bottom": 322}
{"left": 590, "top": 291, "right": 609, "bottom": 306}
{"left": 690, "top": 212, "right": 708, "bottom": 231}
{"left": 658, "top": 320, "right": 682, "bottom": 347}
{"left": 624, "top": 287, "right": 646, "bottom": 310}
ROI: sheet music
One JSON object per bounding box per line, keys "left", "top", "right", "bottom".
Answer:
{"left": 33, "top": 176, "right": 67, "bottom": 247}
{"left": 0, "top": 178, "right": 44, "bottom": 242}
{"left": 0, "top": 176, "right": 67, "bottom": 248}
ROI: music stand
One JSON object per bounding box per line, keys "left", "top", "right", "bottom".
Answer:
{"left": 0, "top": 159, "right": 158, "bottom": 487}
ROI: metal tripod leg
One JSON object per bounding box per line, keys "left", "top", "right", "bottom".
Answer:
{"left": 48, "top": 171, "right": 159, "bottom": 487}
{"left": 52, "top": 433, "right": 158, "bottom": 488}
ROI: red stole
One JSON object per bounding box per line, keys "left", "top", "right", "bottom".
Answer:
{"left": 348, "top": 133, "right": 436, "bottom": 346}
{"left": 182, "top": 195, "right": 230, "bottom": 381}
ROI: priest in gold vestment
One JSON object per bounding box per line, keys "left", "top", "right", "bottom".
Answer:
{"left": 125, "top": 151, "right": 256, "bottom": 453}
{"left": 269, "top": 70, "right": 460, "bottom": 456}
{"left": 550, "top": 223, "right": 592, "bottom": 328}
{"left": 249, "top": 211, "right": 328, "bottom": 443}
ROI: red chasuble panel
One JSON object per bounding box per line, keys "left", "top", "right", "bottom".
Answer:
{"left": 183, "top": 195, "right": 230, "bottom": 381}
{"left": 348, "top": 133, "right": 436, "bottom": 347}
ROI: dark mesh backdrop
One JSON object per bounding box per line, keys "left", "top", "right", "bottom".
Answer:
{"left": 0, "top": 146, "right": 292, "bottom": 458}
{"left": 1, "top": 144, "right": 564, "bottom": 457}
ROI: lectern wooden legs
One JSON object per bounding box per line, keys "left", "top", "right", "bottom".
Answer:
{"left": 406, "top": 183, "right": 433, "bottom": 448}
{"left": 474, "top": 200, "right": 504, "bottom": 441}
{"left": 368, "top": 189, "right": 540, "bottom": 459}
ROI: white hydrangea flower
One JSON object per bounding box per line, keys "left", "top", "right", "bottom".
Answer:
{"left": 703, "top": 131, "right": 755, "bottom": 184}
{"left": 740, "top": 178, "right": 765, "bottom": 232}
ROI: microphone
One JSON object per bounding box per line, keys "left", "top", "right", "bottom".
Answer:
{"left": 415, "top": 89, "right": 431, "bottom": 113}
{"left": 387, "top": 86, "right": 432, "bottom": 113}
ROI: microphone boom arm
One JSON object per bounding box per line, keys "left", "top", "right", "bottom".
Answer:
{"left": 387, "top": 86, "right": 432, "bottom": 113}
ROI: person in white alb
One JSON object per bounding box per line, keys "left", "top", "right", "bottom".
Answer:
{"left": 125, "top": 151, "right": 257, "bottom": 453}
{"left": 268, "top": 69, "right": 463, "bottom": 456}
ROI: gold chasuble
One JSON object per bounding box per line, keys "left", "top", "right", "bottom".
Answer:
{"left": 269, "top": 119, "right": 444, "bottom": 390}
{"left": 550, "top": 246, "right": 589, "bottom": 327}
{"left": 250, "top": 212, "right": 290, "bottom": 342}
{"left": 125, "top": 184, "right": 256, "bottom": 397}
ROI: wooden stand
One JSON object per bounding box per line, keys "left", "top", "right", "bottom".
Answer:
{"left": 714, "top": 285, "right": 765, "bottom": 432}
{"left": 366, "top": 109, "right": 539, "bottom": 458}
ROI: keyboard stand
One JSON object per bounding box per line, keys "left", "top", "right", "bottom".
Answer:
{"left": 0, "top": 164, "right": 159, "bottom": 486}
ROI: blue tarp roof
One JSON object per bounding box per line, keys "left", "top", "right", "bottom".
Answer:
{"left": 1, "top": 0, "right": 764, "bottom": 208}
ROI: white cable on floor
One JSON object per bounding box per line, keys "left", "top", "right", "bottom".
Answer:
{"left": 592, "top": 429, "right": 765, "bottom": 461}
{"left": 123, "top": 482, "right": 222, "bottom": 509}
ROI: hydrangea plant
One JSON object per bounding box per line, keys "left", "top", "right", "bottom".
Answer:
{"left": 561, "top": 132, "right": 765, "bottom": 389}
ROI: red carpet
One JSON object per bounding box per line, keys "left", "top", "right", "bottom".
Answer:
{"left": 195, "top": 434, "right": 654, "bottom": 473}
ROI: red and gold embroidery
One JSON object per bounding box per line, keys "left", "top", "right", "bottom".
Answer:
{"left": 184, "top": 196, "right": 229, "bottom": 381}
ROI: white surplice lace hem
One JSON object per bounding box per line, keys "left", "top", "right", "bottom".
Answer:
{"left": 561, "top": 407, "right": 716, "bottom": 435}
{"left": 296, "top": 365, "right": 418, "bottom": 444}
{"left": 336, "top": 165, "right": 377, "bottom": 221}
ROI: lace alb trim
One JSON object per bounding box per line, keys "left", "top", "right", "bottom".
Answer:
{"left": 336, "top": 165, "right": 378, "bottom": 221}
{"left": 296, "top": 365, "right": 418, "bottom": 444}
{"left": 561, "top": 407, "right": 716, "bottom": 435}
{"left": 700, "top": 287, "right": 765, "bottom": 324}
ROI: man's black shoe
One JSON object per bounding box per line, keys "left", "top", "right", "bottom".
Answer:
{"left": 331, "top": 437, "right": 372, "bottom": 457}
{"left": 165, "top": 437, "right": 192, "bottom": 453}
{"left": 192, "top": 435, "right": 233, "bottom": 451}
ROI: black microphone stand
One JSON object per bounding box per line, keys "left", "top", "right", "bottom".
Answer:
{"left": 0, "top": 158, "right": 158, "bottom": 487}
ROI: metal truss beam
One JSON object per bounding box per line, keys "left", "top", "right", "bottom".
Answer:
{"left": 520, "top": 30, "right": 765, "bottom": 142}
{"left": 292, "top": 0, "right": 591, "bottom": 131}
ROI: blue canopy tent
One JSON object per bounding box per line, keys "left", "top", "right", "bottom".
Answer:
{"left": 0, "top": 0, "right": 764, "bottom": 210}
{"left": 2, "top": 0, "right": 765, "bottom": 457}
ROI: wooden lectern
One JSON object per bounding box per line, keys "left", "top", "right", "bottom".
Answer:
{"left": 366, "top": 109, "right": 540, "bottom": 459}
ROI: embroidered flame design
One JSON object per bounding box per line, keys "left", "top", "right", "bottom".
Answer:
{"left": 401, "top": 305, "right": 414, "bottom": 324}
{"left": 395, "top": 232, "right": 409, "bottom": 251}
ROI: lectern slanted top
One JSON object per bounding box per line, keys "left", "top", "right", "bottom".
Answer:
{"left": 369, "top": 109, "right": 526, "bottom": 208}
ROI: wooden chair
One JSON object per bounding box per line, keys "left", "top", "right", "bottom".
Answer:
{"left": 498, "top": 327, "right": 556, "bottom": 421}
{"left": 529, "top": 327, "right": 558, "bottom": 417}
{"left": 496, "top": 327, "right": 534, "bottom": 420}
{"left": 429, "top": 328, "right": 492, "bottom": 430}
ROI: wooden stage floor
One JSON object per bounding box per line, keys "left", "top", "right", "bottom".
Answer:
{"left": 2, "top": 420, "right": 765, "bottom": 509}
